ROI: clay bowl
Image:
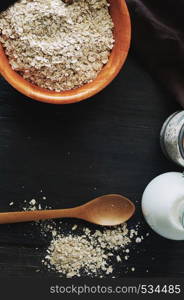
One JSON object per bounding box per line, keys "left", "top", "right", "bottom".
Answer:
{"left": 0, "top": 0, "right": 131, "bottom": 104}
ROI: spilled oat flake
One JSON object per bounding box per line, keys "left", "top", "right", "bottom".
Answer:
{"left": 43, "top": 223, "right": 132, "bottom": 278}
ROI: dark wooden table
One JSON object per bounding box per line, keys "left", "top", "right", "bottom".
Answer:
{"left": 0, "top": 54, "right": 183, "bottom": 279}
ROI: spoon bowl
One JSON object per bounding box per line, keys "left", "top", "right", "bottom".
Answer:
{"left": 78, "top": 194, "right": 135, "bottom": 226}
{"left": 0, "top": 194, "right": 135, "bottom": 226}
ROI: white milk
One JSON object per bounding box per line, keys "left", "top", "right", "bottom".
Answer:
{"left": 142, "top": 172, "right": 184, "bottom": 240}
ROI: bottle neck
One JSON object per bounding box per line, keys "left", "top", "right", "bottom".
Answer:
{"left": 173, "top": 199, "right": 184, "bottom": 230}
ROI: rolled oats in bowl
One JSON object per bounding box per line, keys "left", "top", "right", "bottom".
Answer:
{"left": 0, "top": 0, "right": 114, "bottom": 92}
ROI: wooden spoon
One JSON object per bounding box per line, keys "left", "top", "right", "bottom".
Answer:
{"left": 0, "top": 194, "right": 135, "bottom": 225}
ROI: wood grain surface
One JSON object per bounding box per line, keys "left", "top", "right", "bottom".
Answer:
{"left": 0, "top": 54, "right": 183, "bottom": 279}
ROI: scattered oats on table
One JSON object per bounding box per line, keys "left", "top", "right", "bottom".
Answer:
{"left": 0, "top": 0, "right": 114, "bottom": 91}
{"left": 43, "top": 223, "right": 131, "bottom": 278}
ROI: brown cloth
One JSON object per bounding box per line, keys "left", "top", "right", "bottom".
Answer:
{"left": 1, "top": 1, "right": 184, "bottom": 106}
{"left": 126, "top": 0, "right": 184, "bottom": 107}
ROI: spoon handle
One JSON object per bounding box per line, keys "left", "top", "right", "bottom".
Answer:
{"left": 0, "top": 208, "right": 80, "bottom": 224}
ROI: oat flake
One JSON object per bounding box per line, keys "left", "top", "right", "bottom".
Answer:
{"left": 43, "top": 223, "right": 131, "bottom": 277}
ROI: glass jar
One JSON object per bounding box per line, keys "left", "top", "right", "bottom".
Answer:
{"left": 160, "top": 111, "right": 184, "bottom": 167}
